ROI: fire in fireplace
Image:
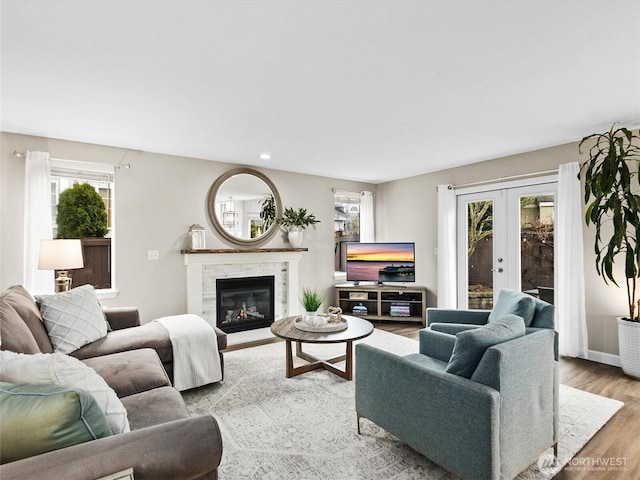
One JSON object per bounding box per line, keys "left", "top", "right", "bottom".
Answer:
{"left": 216, "top": 275, "right": 275, "bottom": 333}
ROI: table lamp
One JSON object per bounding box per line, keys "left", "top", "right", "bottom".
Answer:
{"left": 38, "top": 239, "right": 84, "bottom": 292}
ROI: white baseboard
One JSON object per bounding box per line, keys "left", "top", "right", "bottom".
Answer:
{"left": 587, "top": 350, "right": 621, "bottom": 367}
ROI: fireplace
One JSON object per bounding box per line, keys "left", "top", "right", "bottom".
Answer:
{"left": 216, "top": 275, "right": 275, "bottom": 334}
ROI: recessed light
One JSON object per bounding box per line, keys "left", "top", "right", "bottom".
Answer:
{"left": 259, "top": 153, "right": 271, "bottom": 160}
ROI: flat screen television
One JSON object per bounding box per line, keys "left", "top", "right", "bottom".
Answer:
{"left": 346, "top": 242, "right": 415, "bottom": 284}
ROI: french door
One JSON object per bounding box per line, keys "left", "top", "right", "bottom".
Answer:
{"left": 456, "top": 181, "right": 557, "bottom": 309}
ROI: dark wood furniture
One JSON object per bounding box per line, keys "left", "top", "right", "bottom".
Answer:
{"left": 335, "top": 284, "right": 427, "bottom": 326}
{"left": 270, "top": 315, "right": 373, "bottom": 380}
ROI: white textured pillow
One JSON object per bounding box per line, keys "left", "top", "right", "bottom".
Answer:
{"left": 0, "top": 350, "right": 130, "bottom": 434}
{"left": 36, "top": 285, "right": 108, "bottom": 354}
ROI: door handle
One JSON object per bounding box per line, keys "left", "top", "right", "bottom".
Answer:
{"left": 491, "top": 268, "right": 504, "bottom": 273}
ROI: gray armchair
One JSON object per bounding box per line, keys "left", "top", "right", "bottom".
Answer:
{"left": 355, "top": 315, "right": 558, "bottom": 480}
{"left": 427, "top": 288, "right": 558, "bottom": 359}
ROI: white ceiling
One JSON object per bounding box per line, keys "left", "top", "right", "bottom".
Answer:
{"left": 1, "top": 1, "right": 639, "bottom": 184}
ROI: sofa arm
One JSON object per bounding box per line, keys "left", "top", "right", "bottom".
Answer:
{"left": 426, "top": 307, "right": 490, "bottom": 326}
{"left": 104, "top": 307, "right": 141, "bottom": 330}
{"left": 0, "top": 416, "right": 222, "bottom": 480}
{"left": 429, "top": 323, "right": 480, "bottom": 335}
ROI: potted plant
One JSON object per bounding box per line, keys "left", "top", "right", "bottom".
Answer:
{"left": 277, "top": 207, "right": 321, "bottom": 248}
{"left": 579, "top": 125, "right": 640, "bottom": 377}
{"left": 301, "top": 287, "right": 325, "bottom": 326}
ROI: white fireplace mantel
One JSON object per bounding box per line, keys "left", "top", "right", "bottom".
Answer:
{"left": 182, "top": 249, "right": 305, "bottom": 345}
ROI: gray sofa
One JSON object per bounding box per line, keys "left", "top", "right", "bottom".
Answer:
{"left": 0, "top": 285, "right": 224, "bottom": 480}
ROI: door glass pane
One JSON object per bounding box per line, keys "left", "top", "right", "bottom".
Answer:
{"left": 467, "top": 200, "right": 494, "bottom": 309}
{"left": 520, "top": 194, "right": 555, "bottom": 304}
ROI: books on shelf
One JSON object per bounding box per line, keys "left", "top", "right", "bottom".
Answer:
{"left": 389, "top": 301, "right": 411, "bottom": 317}
{"left": 352, "top": 303, "right": 368, "bottom": 315}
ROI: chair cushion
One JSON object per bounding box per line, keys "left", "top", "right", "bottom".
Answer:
{"left": 0, "top": 350, "right": 129, "bottom": 434}
{"left": 82, "top": 349, "right": 171, "bottom": 398}
{"left": 0, "top": 382, "right": 112, "bottom": 464}
{"left": 487, "top": 289, "right": 536, "bottom": 326}
{"left": 36, "top": 285, "right": 109, "bottom": 354}
{"left": 446, "top": 314, "right": 526, "bottom": 378}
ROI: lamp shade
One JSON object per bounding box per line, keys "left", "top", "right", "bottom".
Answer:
{"left": 38, "top": 239, "right": 84, "bottom": 270}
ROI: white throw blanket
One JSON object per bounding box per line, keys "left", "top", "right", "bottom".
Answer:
{"left": 154, "top": 314, "right": 222, "bottom": 391}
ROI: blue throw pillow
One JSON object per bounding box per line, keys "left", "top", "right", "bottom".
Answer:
{"left": 0, "top": 382, "right": 112, "bottom": 463}
{"left": 445, "top": 314, "right": 526, "bottom": 378}
{"left": 487, "top": 289, "right": 536, "bottom": 326}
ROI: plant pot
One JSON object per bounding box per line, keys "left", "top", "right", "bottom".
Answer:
{"left": 303, "top": 311, "right": 326, "bottom": 327}
{"left": 287, "top": 227, "right": 304, "bottom": 248}
{"left": 617, "top": 317, "right": 640, "bottom": 379}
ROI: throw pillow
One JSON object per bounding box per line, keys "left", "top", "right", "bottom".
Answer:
{"left": 0, "top": 350, "right": 130, "bottom": 434}
{"left": 0, "top": 382, "right": 112, "bottom": 464}
{"left": 487, "top": 289, "right": 536, "bottom": 326}
{"left": 446, "top": 314, "right": 526, "bottom": 378}
{"left": 36, "top": 284, "right": 108, "bottom": 354}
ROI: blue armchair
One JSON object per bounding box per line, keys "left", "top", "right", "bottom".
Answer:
{"left": 428, "top": 288, "right": 558, "bottom": 359}
{"left": 355, "top": 314, "right": 558, "bottom": 480}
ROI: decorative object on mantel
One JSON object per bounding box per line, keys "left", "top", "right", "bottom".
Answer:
{"left": 277, "top": 207, "right": 321, "bottom": 248}
{"left": 188, "top": 224, "right": 206, "bottom": 250}
{"left": 579, "top": 124, "right": 640, "bottom": 378}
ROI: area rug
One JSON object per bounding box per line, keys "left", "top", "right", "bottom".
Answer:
{"left": 183, "top": 329, "right": 623, "bottom": 480}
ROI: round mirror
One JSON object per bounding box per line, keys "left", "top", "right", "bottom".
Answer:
{"left": 207, "top": 168, "right": 282, "bottom": 246}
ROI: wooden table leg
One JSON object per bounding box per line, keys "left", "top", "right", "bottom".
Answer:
{"left": 285, "top": 340, "right": 294, "bottom": 378}
{"left": 284, "top": 340, "right": 356, "bottom": 380}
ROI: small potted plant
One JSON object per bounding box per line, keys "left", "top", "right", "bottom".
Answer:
{"left": 301, "top": 287, "right": 325, "bottom": 326}
{"left": 277, "top": 207, "right": 321, "bottom": 248}
{"left": 579, "top": 124, "right": 640, "bottom": 378}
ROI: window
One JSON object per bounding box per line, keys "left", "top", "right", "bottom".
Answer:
{"left": 334, "top": 191, "right": 361, "bottom": 272}
{"left": 50, "top": 159, "right": 115, "bottom": 293}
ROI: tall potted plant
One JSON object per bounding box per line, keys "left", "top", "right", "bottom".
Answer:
{"left": 277, "top": 207, "right": 320, "bottom": 248}
{"left": 579, "top": 125, "right": 640, "bottom": 377}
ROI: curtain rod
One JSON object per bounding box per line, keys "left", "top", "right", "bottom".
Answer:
{"left": 448, "top": 168, "right": 558, "bottom": 190}
{"left": 12, "top": 150, "right": 130, "bottom": 169}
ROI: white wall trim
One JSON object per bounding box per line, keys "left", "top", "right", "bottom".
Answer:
{"left": 587, "top": 350, "right": 621, "bottom": 367}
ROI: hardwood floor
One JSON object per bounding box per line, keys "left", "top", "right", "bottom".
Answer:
{"left": 374, "top": 321, "right": 640, "bottom": 480}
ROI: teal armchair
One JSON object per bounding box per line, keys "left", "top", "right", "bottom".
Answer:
{"left": 355, "top": 316, "right": 558, "bottom": 480}
{"left": 427, "top": 288, "right": 558, "bottom": 359}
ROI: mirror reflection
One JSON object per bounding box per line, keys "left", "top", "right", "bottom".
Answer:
{"left": 207, "top": 168, "right": 281, "bottom": 246}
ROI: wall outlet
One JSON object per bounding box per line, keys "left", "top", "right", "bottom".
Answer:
{"left": 147, "top": 250, "right": 159, "bottom": 261}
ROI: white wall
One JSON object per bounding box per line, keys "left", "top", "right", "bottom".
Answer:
{"left": 0, "top": 132, "right": 374, "bottom": 322}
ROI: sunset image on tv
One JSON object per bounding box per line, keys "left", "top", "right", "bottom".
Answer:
{"left": 346, "top": 242, "right": 415, "bottom": 283}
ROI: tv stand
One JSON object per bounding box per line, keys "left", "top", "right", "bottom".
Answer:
{"left": 335, "top": 284, "right": 427, "bottom": 326}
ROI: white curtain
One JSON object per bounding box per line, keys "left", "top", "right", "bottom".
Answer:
{"left": 360, "top": 191, "right": 375, "bottom": 242}
{"left": 24, "top": 151, "right": 54, "bottom": 294}
{"left": 437, "top": 184, "right": 457, "bottom": 308}
{"left": 556, "top": 162, "right": 588, "bottom": 357}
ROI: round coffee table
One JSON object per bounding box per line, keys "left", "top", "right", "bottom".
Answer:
{"left": 270, "top": 315, "right": 374, "bottom": 380}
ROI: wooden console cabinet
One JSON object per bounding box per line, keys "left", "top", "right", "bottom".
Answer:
{"left": 335, "top": 284, "right": 427, "bottom": 326}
